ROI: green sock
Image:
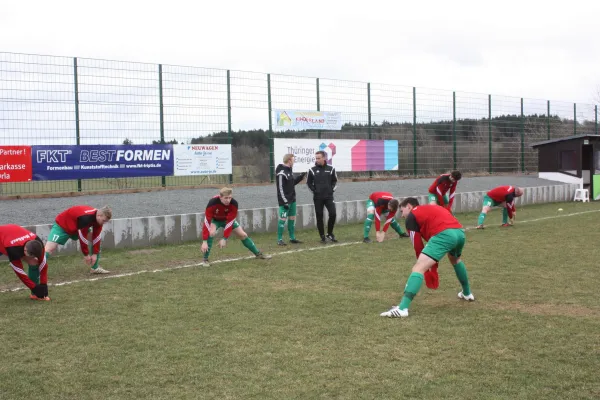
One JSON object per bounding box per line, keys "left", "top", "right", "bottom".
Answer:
{"left": 390, "top": 219, "right": 405, "bottom": 235}
{"left": 205, "top": 237, "right": 213, "bottom": 259}
{"left": 277, "top": 219, "right": 286, "bottom": 241}
{"left": 242, "top": 237, "right": 260, "bottom": 255}
{"left": 477, "top": 213, "right": 486, "bottom": 225}
{"left": 502, "top": 208, "right": 508, "bottom": 224}
{"left": 398, "top": 272, "right": 424, "bottom": 310}
{"left": 27, "top": 265, "right": 40, "bottom": 285}
{"left": 91, "top": 253, "right": 101, "bottom": 270}
{"left": 287, "top": 219, "right": 296, "bottom": 240}
{"left": 45, "top": 251, "right": 51, "bottom": 260}
{"left": 453, "top": 261, "right": 471, "bottom": 296}
{"left": 363, "top": 214, "right": 374, "bottom": 238}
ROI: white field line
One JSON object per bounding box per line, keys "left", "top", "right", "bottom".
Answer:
{"left": 2, "top": 209, "right": 600, "bottom": 294}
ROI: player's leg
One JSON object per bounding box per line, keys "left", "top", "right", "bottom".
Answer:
{"left": 314, "top": 198, "right": 326, "bottom": 241}
{"left": 446, "top": 229, "right": 473, "bottom": 300}
{"left": 477, "top": 195, "right": 495, "bottom": 228}
{"left": 36, "top": 223, "right": 69, "bottom": 283}
{"left": 390, "top": 217, "right": 408, "bottom": 238}
{"left": 204, "top": 222, "right": 220, "bottom": 260}
{"left": 233, "top": 223, "right": 271, "bottom": 259}
{"left": 277, "top": 205, "right": 288, "bottom": 245}
{"left": 363, "top": 199, "right": 375, "bottom": 242}
{"left": 501, "top": 207, "right": 509, "bottom": 225}
{"left": 287, "top": 202, "right": 301, "bottom": 243}
{"left": 325, "top": 198, "right": 337, "bottom": 241}
{"left": 428, "top": 193, "right": 439, "bottom": 205}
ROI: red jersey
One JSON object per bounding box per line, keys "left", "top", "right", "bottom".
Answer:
{"left": 55, "top": 205, "right": 103, "bottom": 255}
{"left": 0, "top": 224, "right": 48, "bottom": 289}
{"left": 369, "top": 191, "right": 396, "bottom": 232}
{"left": 405, "top": 205, "right": 463, "bottom": 260}
{"left": 487, "top": 186, "right": 517, "bottom": 218}
{"left": 428, "top": 174, "right": 458, "bottom": 209}
{"left": 202, "top": 196, "right": 239, "bottom": 240}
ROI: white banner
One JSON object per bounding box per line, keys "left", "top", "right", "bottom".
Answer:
{"left": 173, "top": 144, "right": 232, "bottom": 176}
{"left": 273, "top": 109, "right": 343, "bottom": 131}
{"left": 274, "top": 139, "right": 398, "bottom": 172}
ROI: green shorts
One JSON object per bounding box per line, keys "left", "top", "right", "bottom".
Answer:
{"left": 421, "top": 228, "right": 465, "bottom": 262}
{"left": 482, "top": 194, "right": 501, "bottom": 208}
{"left": 366, "top": 199, "right": 390, "bottom": 217}
{"left": 279, "top": 202, "right": 297, "bottom": 219}
{"left": 211, "top": 219, "right": 241, "bottom": 231}
{"left": 48, "top": 223, "right": 79, "bottom": 245}
{"left": 428, "top": 193, "right": 449, "bottom": 205}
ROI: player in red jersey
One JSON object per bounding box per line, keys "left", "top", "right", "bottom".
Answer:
{"left": 428, "top": 170, "right": 462, "bottom": 212}
{"left": 476, "top": 186, "right": 524, "bottom": 229}
{"left": 200, "top": 187, "right": 271, "bottom": 266}
{"left": 380, "top": 198, "right": 474, "bottom": 318}
{"left": 362, "top": 192, "right": 408, "bottom": 243}
{"left": 0, "top": 224, "right": 50, "bottom": 300}
{"left": 44, "top": 205, "right": 112, "bottom": 274}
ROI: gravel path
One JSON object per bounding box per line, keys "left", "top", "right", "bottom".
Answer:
{"left": 0, "top": 175, "right": 562, "bottom": 226}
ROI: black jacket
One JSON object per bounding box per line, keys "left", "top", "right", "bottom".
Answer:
{"left": 275, "top": 164, "right": 304, "bottom": 206}
{"left": 307, "top": 162, "right": 338, "bottom": 200}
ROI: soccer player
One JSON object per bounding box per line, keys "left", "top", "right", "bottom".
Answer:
{"left": 307, "top": 150, "right": 338, "bottom": 243}
{"left": 428, "top": 170, "right": 462, "bottom": 212}
{"left": 200, "top": 187, "right": 272, "bottom": 266}
{"left": 0, "top": 224, "right": 50, "bottom": 301}
{"left": 362, "top": 192, "right": 409, "bottom": 243}
{"left": 44, "top": 205, "right": 112, "bottom": 274}
{"left": 476, "top": 185, "right": 524, "bottom": 229}
{"left": 275, "top": 153, "right": 306, "bottom": 246}
{"left": 380, "top": 198, "right": 474, "bottom": 318}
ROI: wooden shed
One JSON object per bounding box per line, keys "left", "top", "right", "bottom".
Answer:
{"left": 531, "top": 135, "right": 600, "bottom": 200}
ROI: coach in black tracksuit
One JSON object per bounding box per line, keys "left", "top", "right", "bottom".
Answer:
{"left": 307, "top": 150, "right": 338, "bottom": 243}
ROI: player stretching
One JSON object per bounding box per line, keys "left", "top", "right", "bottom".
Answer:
{"left": 0, "top": 224, "right": 50, "bottom": 301}
{"left": 428, "top": 170, "right": 462, "bottom": 212}
{"left": 380, "top": 199, "right": 474, "bottom": 318}
{"left": 363, "top": 192, "right": 409, "bottom": 243}
{"left": 201, "top": 187, "right": 272, "bottom": 266}
{"left": 476, "top": 186, "right": 524, "bottom": 229}
{"left": 45, "top": 205, "right": 112, "bottom": 274}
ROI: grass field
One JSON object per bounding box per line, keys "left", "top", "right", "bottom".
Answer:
{"left": 1, "top": 201, "right": 600, "bottom": 399}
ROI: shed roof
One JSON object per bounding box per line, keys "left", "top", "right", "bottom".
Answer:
{"left": 531, "top": 135, "right": 600, "bottom": 148}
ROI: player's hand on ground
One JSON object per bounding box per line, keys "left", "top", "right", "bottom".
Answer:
{"left": 219, "top": 239, "right": 227, "bottom": 249}
{"left": 201, "top": 242, "right": 209, "bottom": 254}
{"left": 83, "top": 255, "right": 93, "bottom": 266}
{"left": 376, "top": 231, "right": 385, "bottom": 243}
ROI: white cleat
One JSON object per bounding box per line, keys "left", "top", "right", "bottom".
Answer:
{"left": 90, "top": 267, "right": 110, "bottom": 274}
{"left": 458, "top": 291, "right": 475, "bottom": 301}
{"left": 200, "top": 259, "right": 210, "bottom": 267}
{"left": 380, "top": 306, "right": 409, "bottom": 318}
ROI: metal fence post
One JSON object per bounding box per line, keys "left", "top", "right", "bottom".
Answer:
{"left": 547, "top": 100, "right": 550, "bottom": 140}
{"left": 488, "top": 94, "right": 492, "bottom": 174}
{"left": 316, "top": 78, "right": 321, "bottom": 139}
{"left": 453, "top": 91, "right": 457, "bottom": 170}
{"left": 227, "top": 70, "right": 233, "bottom": 184}
{"left": 268, "top": 74, "right": 274, "bottom": 183}
{"left": 413, "top": 87, "right": 417, "bottom": 176}
{"left": 520, "top": 98, "right": 525, "bottom": 173}
{"left": 574, "top": 103, "right": 577, "bottom": 136}
{"left": 158, "top": 64, "right": 166, "bottom": 187}
{"left": 367, "top": 82, "right": 372, "bottom": 178}
{"left": 73, "top": 57, "right": 82, "bottom": 192}
{"left": 595, "top": 105, "right": 598, "bottom": 135}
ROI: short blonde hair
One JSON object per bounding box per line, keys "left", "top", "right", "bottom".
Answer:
{"left": 98, "top": 205, "right": 112, "bottom": 220}
{"left": 283, "top": 153, "right": 295, "bottom": 164}
{"left": 219, "top": 187, "right": 233, "bottom": 197}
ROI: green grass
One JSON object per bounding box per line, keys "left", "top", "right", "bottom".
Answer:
{"left": 1, "top": 202, "right": 600, "bottom": 399}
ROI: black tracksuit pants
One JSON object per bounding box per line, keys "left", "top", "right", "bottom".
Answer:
{"left": 314, "top": 198, "right": 336, "bottom": 237}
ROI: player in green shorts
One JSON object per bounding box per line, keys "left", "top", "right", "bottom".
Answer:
{"left": 428, "top": 171, "right": 462, "bottom": 213}
{"left": 275, "top": 153, "right": 306, "bottom": 246}
{"left": 363, "top": 191, "right": 408, "bottom": 243}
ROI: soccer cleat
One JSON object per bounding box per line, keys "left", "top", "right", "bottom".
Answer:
{"left": 399, "top": 232, "right": 409, "bottom": 238}
{"left": 476, "top": 225, "right": 485, "bottom": 230}
{"left": 326, "top": 234, "right": 338, "bottom": 243}
{"left": 363, "top": 237, "right": 372, "bottom": 243}
{"left": 277, "top": 239, "right": 287, "bottom": 246}
{"left": 320, "top": 235, "right": 327, "bottom": 244}
{"left": 289, "top": 239, "right": 303, "bottom": 244}
{"left": 90, "top": 267, "right": 110, "bottom": 274}
{"left": 201, "top": 258, "right": 210, "bottom": 267}
{"left": 29, "top": 294, "right": 51, "bottom": 301}
{"left": 458, "top": 291, "right": 475, "bottom": 301}
{"left": 380, "top": 306, "right": 409, "bottom": 318}
{"left": 256, "top": 252, "right": 272, "bottom": 260}
{"left": 500, "top": 223, "right": 512, "bottom": 227}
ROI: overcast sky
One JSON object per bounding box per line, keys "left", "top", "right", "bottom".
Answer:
{"left": 1, "top": 0, "right": 599, "bottom": 105}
